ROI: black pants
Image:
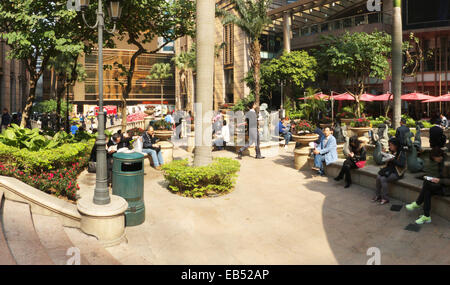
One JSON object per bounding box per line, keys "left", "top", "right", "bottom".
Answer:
{"left": 416, "top": 180, "right": 444, "bottom": 217}
{"left": 336, "top": 159, "right": 357, "bottom": 184}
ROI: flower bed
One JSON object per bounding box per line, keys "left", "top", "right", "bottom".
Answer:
{"left": 161, "top": 158, "right": 240, "bottom": 198}
{"left": 0, "top": 130, "right": 95, "bottom": 201}
{"left": 294, "top": 120, "right": 316, "bottom": 134}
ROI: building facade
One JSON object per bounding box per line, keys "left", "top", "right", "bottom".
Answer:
{"left": 0, "top": 40, "right": 29, "bottom": 115}
{"left": 41, "top": 36, "right": 176, "bottom": 114}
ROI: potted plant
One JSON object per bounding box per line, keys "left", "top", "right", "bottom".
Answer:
{"left": 349, "top": 117, "right": 372, "bottom": 138}
{"left": 151, "top": 119, "right": 173, "bottom": 141}
{"left": 319, "top": 116, "right": 332, "bottom": 129}
{"left": 292, "top": 120, "right": 319, "bottom": 144}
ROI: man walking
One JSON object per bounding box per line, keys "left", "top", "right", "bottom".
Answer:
{"left": 237, "top": 102, "right": 265, "bottom": 160}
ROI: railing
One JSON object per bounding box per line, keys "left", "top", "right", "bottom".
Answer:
{"left": 106, "top": 120, "right": 145, "bottom": 134}
{"left": 294, "top": 11, "right": 391, "bottom": 38}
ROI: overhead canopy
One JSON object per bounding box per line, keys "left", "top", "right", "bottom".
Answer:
{"left": 332, "top": 92, "right": 354, "bottom": 101}
{"left": 267, "top": 0, "right": 367, "bottom": 33}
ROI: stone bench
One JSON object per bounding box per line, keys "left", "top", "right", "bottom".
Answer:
{"left": 307, "top": 157, "right": 450, "bottom": 221}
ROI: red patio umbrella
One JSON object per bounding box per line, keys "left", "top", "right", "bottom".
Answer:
{"left": 359, "top": 93, "right": 377, "bottom": 102}
{"left": 401, "top": 92, "right": 435, "bottom": 101}
{"left": 298, "top": 92, "right": 329, "bottom": 100}
{"left": 370, "top": 93, "right": 393, "bottom": 101}
{"left": 332, "top": 92, "right": 355, "bottom": 101}
{"left": 422, "top": 94, "right": 450, "bottom": 103}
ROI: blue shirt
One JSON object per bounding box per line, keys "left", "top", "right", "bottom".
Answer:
{"left": 71, "top": 125, "right": 78, "bottom": 135}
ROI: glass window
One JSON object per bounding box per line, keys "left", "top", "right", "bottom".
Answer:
{"left": 301, "top": 27, "right": 310, "bottom": 36}
{"left": 368, "top": 13, "right": 380, "bottom": 24}
{"left": 333, "top": 20, "right": 341, "bottom": 30}
{"left": 343, "top": 18, "right": 352, "bottom": 28}
{"left": 321, "top": 23, "right": 329, "bottom": 32}
{"left": 310, "top": 25, "right": 318, "bottom": 34}
{"left": 355, "top": 15, "right": 365, "bottom": 26}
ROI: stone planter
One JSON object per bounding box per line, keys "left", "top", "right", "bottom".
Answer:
{"left": 156, "top": 141, "right": 174, "bottom": 164}
{"left": 292, "top": 134, "right": 319, "bottom": 170}
{"left": 144, "top": 109, "right": 155, "bottom": 116}
{"left": 340, "top": 118, "right": 355, "bottom": 125}
{"left": 154, "top": 130, "right": 173, "bottom": 141}
{"left": 349, "top": 127, "right": 372, "bottom": 140}
{"left": 319, "top": 123, "right": 332, "bottom": 129}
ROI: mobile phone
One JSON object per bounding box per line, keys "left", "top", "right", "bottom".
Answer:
{"left": 424, "top": 176, "right": 434, "bottom": 182}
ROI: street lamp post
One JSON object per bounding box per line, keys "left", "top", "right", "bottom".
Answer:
{"left": 76, "top": 0, "right": 122, "bottom": 205}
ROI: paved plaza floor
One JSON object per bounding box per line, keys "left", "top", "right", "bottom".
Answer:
{"left": 79, "top": 147, "right": 450, "bottom": 265}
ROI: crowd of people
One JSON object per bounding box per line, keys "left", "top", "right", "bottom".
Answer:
{"left": 276, "top": 113, "right": 449, "bottom": 225}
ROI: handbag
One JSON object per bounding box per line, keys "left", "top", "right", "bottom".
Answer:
{"left": 88, "top": 161, "right": 96, "bottom": 173}
{"left": 355, "top": 160, "right": 366, "bottom": 168}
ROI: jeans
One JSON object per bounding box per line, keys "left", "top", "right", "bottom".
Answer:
{"left": 375, "top": 173, "right": 400, "bottom": 200}
{"left": 314, "top": 153, "right": 326, "bottom": 172}
{"left": 142, "top": 148, "right": 164, "bottom": 167}
{"left": 416, "top": 180, "right": 444, "bottom": 217}
{"left": 281, "top": 131, "right": 292, "bottom": 145}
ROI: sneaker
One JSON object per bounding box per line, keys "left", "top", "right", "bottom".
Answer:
{"left": 155, "top": 166, "right": 162, "bottom": 171}
{"left": 284, "top": 145, "right": 288, "bottom": 150}
{"left": 371, "top": 196, "right": 381, "bottom": 202}
{"left": 415, "top": 215, "right": 431, "bottom": 224}
{"left": 405, "top": 201, "right": 420, "bottom": 211}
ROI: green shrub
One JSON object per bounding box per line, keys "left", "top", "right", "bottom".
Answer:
{"left": 161, "top": 158, "right": 240, "bottom": 198}
{"left": 419, "top": 120, "right": 433, "bottom": 128}
{"left": 150, "top": 119, "right": 173, "bottom": 131}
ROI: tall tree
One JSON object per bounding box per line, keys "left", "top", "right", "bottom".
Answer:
{"left": 194, "top": 0, "right": 215, "bottom": 166}
{"left": 147, "top": 63, "right": 173, "bottom": 115}
{"left": 108, "top": 0, "right": 195, "bottom": 132}
{"left": 0, "top": 0, "right": 98, "bottom": 128}
{"left": 392, "top": 0, "right": 403, "bottom": 129}
{"left": 217, "top": 0, "right": 273, "bottom": 153}
{"left": 47, "top": 53, "right": 86, "bottom": 130}
{"left": 173, "top": 44, "right": 196, "bottom": 111}
{"left": 316, "top": 31, "right": 391, "bottom": 117}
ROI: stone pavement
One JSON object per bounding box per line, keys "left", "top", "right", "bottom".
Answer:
{"left": 83, "top": 146, "right": 448, "bottom": 265}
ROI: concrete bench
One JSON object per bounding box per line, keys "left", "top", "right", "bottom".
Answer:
{"left": 306, "top": 157, "right": 450, "bottom": 221}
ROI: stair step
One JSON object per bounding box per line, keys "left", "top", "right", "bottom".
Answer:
{"left": 0, "top": 192, "right": 16, "bottom": 265}
{"left": 32, "top": 214, "right": 89, "bottom": 265}
{"left": 2, "top": 199, "right": 53, "bottom": 265}
{"left": 64, "top": 227, "right": 121, "bottom": 265}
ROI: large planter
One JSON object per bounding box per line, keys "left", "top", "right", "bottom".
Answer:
{"left": 144, "top": 109, "right": 155, "bottom": 116}
{"left": 319, "top": 123, "right": 332, "bottom": 129}
{"left": 292, "top": 134, "right": 319, "bottom": 170}
{"left": 154, "top": 130, "right": 173, "bottom": 141}
{"left": 349, "top": 127, "right": 372, "bottom": 140}
{"left": 340, "top": 118, "right": 355, "bottom": 125}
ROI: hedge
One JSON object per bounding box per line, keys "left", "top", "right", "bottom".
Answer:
{"left": 161, "top": 158, "right": 240, "bottom": 198}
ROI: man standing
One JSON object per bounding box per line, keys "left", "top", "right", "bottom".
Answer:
{"left": 237, "top": 102, "right": 265, "bottom": 160}
{"left": 312, "top": 127, "right": 338, "bottom": 176}
{"left": 395, "top": 118, "right": 410, "bottom": 150}
{"left": 1, "top": 108, "right": 11, "bottom": 132}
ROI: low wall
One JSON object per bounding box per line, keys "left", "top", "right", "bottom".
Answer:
{"left": 308, "top": 158, "right": 450, "bottom": 221}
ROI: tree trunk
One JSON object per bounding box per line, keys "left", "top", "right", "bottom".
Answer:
{"left": 120, "top": 98, "right": 127, "bottom": 133}
{"left": 251, "top": 39, "right": 262, "bottom": 154}
{"left": 160, "top": 79, "right": 164, "bottom": 115}
{"left": 194, "top": 0, "right": 214, "bottom": 166}
{"left": 20, "top": 78, "right": 38, "bottom": 128}
{"left": 392, "top": 0, "right": 403, "bottom": 129}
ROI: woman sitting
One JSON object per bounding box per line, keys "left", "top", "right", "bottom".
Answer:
{"left": 334, "top": 136, "right": 367, "bottom": 188}
{"left": 405, "top": 147, "right": 449, "bottom": 224}
{"left": 373, "top": 137, "right": 406, "bottom": 205}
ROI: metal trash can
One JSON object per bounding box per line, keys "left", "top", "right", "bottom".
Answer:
{"left": 112, "top": 152, "right": 145, "bottom": 226}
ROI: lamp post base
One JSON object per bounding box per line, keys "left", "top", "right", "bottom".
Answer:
{"left": 77, "top": 194, "right": 128, "bottom": 247}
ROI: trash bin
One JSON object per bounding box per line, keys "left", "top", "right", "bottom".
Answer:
{"left": 112, "top": 152, "right": 145, "bottom": 226}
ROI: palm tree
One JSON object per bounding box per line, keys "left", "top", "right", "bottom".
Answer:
{"left": 194, "top": 0, "right": 215, "bottom": 166}
{"left": 173, "top": 45, "right": 196, "bottom": 111}
{"left": 392, "top": 0, "right": 403, "bottom": 129}
{"left": 218, "top": 0, "right": 273, "bottom": 151}
{"left": 147, "top": 63, "right": 173, "bottom": 116}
